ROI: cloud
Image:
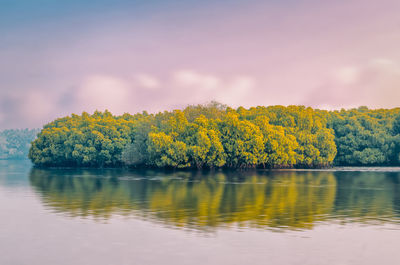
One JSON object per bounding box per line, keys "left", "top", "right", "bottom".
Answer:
{"left": 21, "top": 91, "right": 55, "bottom": 120}
{"left": 134, "top": 74, "right": 160, "bottom": 90}
{"left": 0, "top": 89, "right": 57, "bottom": 129}
{"left": 66, "top": 70, "right": 256, "bottom": 118}
{"left": 173, "top": 70, "right": 221, "bottom": 91}
{"left": 334, "top": 66, "right": 360, "bottom": 85}
{"left": 369, "top": 58, "right": 400, "bottom": 74}
{"left": 306, "top": 58, "right": 400, "bottom": 109}
{"left": 3, "top": 61, "right": 400, "bottom": 130}
{"left": 76, "top": 75, "right": 132, "bottom": 114}
{"left": 172, "top": 69, "right": 255, "bottom": 106}
{"left": 222, "top": 76, "right": 255, "bottom": 104}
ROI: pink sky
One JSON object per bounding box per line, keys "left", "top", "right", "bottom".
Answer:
{"left": 1, "top": 0, "right": 400, "bottom": 128}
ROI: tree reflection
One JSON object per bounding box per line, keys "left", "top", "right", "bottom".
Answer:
{"left": 29, "top": 168, "right": 400, "bottom": 231}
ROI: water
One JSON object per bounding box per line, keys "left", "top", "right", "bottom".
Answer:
{"left": 2, "top": 160, "right": 400, "bottom": 265}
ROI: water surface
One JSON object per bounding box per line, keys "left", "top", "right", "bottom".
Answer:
{"left": 1, "top": 160, "right": 400, "bottom": 265}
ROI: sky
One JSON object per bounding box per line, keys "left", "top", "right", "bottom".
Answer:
{"left": 1, "top": 0, "right": 400, "bottom": 129}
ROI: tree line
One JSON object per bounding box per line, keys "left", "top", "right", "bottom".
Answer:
{"left": 28, "top": 102, "right": 400, "bottom": 168}
{"left": 327, "top": 107, "right": 400, "bottom": 165}
{"left": 0, "top": 129, "right": 39, "bottom": 160}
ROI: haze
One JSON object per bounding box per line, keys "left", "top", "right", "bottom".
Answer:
{"left": 1, "top": 0, "right": 400, "bottom": 129}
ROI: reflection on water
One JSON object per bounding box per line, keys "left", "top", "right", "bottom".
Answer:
{"left": 3, "top": 161, "right": 400, "bottom": 265}
{"left": 29, "top": 167, "right": 400, "bottom": 231}
{"left": 0, "top": 159, "right": 32, "bottom": 187}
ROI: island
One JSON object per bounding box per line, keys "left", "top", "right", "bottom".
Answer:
{"left": 26, "top": 103, "right": 400, "bottom": 169}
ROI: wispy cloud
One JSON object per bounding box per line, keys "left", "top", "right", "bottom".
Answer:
{"left": 171, "top": 70, "right": 255, "bottom": 106}
{"left": 306, "top": 58, "right": 400, "bottom": 109}
{"left": 134, "top": 74, "right": 160, "bottom": 90}
{"left": 76, "top": 75, "right": 132, "bottom": 114}
{"left": 1, "top": 0, "right": 400, "bottom": 128}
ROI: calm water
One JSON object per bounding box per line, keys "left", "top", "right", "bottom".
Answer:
{"left": 2, "top": 160, "right": 400, "bottom": 265}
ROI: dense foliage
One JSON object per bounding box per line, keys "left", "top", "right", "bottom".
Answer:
{"left": 29, "top": 111, "right": 134, "bottom": 167}
{"left": 327, "top": 107, "right": 400, "bottom": 165}
{"left": 28, "top": 103, "right": 400, "bottom": 168}
{"left": 0, "top": 129, "right": 39, "bottom": 160}
{"left": 29, "top": 103, "right": 337, "bottom": 168}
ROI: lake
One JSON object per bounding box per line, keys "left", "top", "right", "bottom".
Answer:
{"left": 2, "top": 160, "right": 400, "bottom": 265}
